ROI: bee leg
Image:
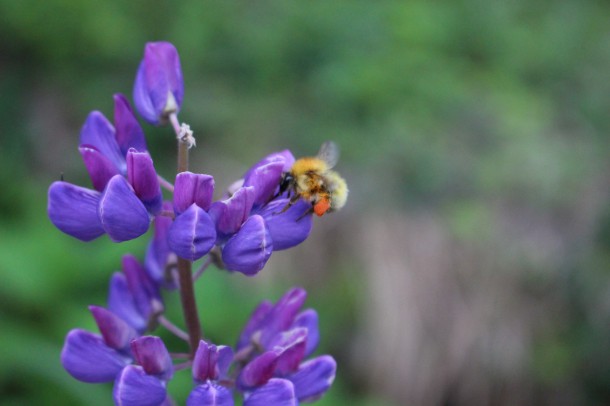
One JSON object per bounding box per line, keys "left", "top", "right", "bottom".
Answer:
{"left": 273, "top": 194, "right": 300, "bottom": 215}
{"left": 296, "top": 207, "right": 314, "bottom": 221}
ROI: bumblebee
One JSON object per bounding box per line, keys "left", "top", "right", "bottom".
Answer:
{"left": 279, "top": 141, "right": 348, "bottom": 217}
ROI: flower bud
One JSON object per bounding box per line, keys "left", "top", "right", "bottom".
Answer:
{"left": 133, "top": 41, "right": 184, "bottom": 125}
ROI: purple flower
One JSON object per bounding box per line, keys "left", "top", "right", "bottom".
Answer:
{"left": 186, "top": 340, "right": 234, "bottom": 406}
{"left": 48, "top": 98, "right": 162, "bottom": 242}
{"left": 79, "top": 95, "right": 148, "bottom": 191}
{"left": 61, "top": 307, "right": 173, "bottom": 405}
{"left": 113, "top": 336, "right": 174, "bottom": 406}
{"left": 168, "top": 172, "right": 217, "bottom": 261}
{"left": 61, "top": 252, "right": 167, "bottom": 385}
{"left": 145, "top": 202, "right": 178, "bottom": 289}
{"left": 234, "top": 288, "right": 336, "bottom": 403}
{"left": 133, "top": 41, "right": 184, "bottom": 125}
{"left": 243, "top": 379, "right": 297, "bottom": 406}
{"left": 61, "top": 306, "right": 135, "bottom": 383}
{"left": 210, "top": 151, "right": 313, "bottom": 276}
{"left": 108, "top": 255, "right": 164, "bottom": 334}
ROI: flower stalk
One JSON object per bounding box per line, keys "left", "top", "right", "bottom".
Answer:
{"left": 174, "top": 112, "right": 202, "bottom": 357}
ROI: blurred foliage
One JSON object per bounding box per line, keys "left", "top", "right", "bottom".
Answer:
{"left": 0, "top": 0, "right": 609, "bottom": 405}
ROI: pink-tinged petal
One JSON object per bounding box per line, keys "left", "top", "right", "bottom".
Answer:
{"left": 108, "top": 272, "right": 147, "bottom": 333}
{"left": 79, "top": 145, "right": 121, "bottom": 192}
{"left": 113, "top": 365, "right": 167, "bottom": 406}
{"left": 61, "top": 329, "right": 131, "bottom": 383}
{"left": 193, "top": 340, "right": 233, "bottom": 382}
{"left": 174, "top": 172, "right": 215, "bottom": 214}
{"left": 209, "top": 186, "right": 255, "bottom": 237}
{"left": 99, "top": 175, "right": 150, "bottom": 242}
{"left": 243, "top": 161, "right": 284, "bottom": 206}
{"left": 47, "top": 181, "right": 104, "bottom": 242}
{"left": 238, "top": 350, "right": 279, "bottom": 389}
{"left": 127, "top": 149, "right": 162, "bottom": 215}
{"left": 258, "top": 199, "right": 312, "bottom": 251}
{"left": 79, "top": 111, "right": 124, "bottom": 173}
{"left": 187, "top": 382, "right": 234, "bottom": 406}
{"left": 168, "top": 204, "right": 216, "bottom": 261}
{"left": 131, "top": 336, "right": 173, "bottom": 381}
{"left": 292, "top": 309, "right": 319, "bottom": 358}
{"left": 259, "top": 288, "right": 307, "bottom": 349}
{"left": 270, "top": 328, "right": 307, "bottom": 376}
{"left": 89, "top": 306, "right": 137, "bottom": 351}
{"left": 145, "top": 206, "right": 176, "bottom": 289}
{"left": 243, "top": 378, "right": 297, "bottom": 406}
{"left": 287, "top": 355, "right": 336, "bottom": 402}
{"left": 122, "top": 255, "right": 163, "bottom": 326}
{"left": 133, "top": 42, "right": 183, "bottom": 125}
{"left": 221, "top": 215, "right": 272, "bottom": 276}
{"left": 114, "top": 94, "right": 147, "bottom": 155}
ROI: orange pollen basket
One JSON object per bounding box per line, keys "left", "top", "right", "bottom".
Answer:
{"left": 313, "top": 198, "right": 331, "bottom": 216}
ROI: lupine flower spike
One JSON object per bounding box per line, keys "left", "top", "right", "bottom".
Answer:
{"left": 51, "top": 41, "right": 340, "bottom": 406}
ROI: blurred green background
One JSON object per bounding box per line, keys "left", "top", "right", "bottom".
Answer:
{"left": 1, "top": 1, "right": 610, "bottom": 405}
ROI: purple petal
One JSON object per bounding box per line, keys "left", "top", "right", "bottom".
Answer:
{"left": 236, "top": 301, "right": 273, "bottom": 352}
{"left": 122, "top": 255, "right": 163, "bottom": 326}
{"left": 127, "top": 149, "right": 162, "bottom": 215}
{"left": 89, "top": 306, "right": 137, "bottom": 351}
{"left": 145, "top": 207, "right": 176, "bottom": 288}
{"left": 99, "top": 175, "right": 150, "bottom": 242}
{"left": 258, "top": 199, "right": 312, "bottom": 250}
{"left": 114, "top": 94, "right": 147, "bottom": 155}
{"left": 243, "top": 161, "right": 284, "bottom": 206}
{"left": 79, "top": 145, "right": 121, "bottom": 192}
{"left": 291, "top": 309, "right": 319, "bottom": 358}
{"left": 168, "top": 204, "right": 216, "bottom": 261}
{"left": 113, "top": 365, "right": 167, "bottom": 406}
{"left": 61, "top": 329, "right": 131, "bottom": 383}
{"left": 243, "top": 150, "right": 295, "bottom": 180}
{"left": 108, "top": 272, "right": 146, "bottom": 333}
{"left": 192, "top": 340, "right": 215, "bottom": 382}
{"left": 159, "top": 397, "right": 174, "bottom": 406}
{"left": 269, "top": 328, "right": 307, "bottom": 376}
{"left": 209, "top": 186, "right": 255, "bottom": 237}
{"left": 259, "top": 288, "right": 307, "bottom": 349}
{"left": 217, "top": 345, "right": 234, "bottom": 380}
{"left": 174, "top": 172, "right": 215, "bottom": 214}
{"left": 238, "top": 350, "right": 279, "bottom": 389}
{"left": 243, "top": 378, "right": 297, "bottom": 406}
{"left": 145, "top": 42, "right": 184, "bottom": 114}
{"left": 47, "top": 181, "right": 104, "bottom": 242}
{"left": 133, "top": 61, "right": 158, "bottom": 124}
{"left": 221, "top": 215, "right": 272, "bottom": 276}
{"left": 193, "top": 340, "right": 233, "bottom": 382}
{"left": 133, "top": 42, "right": 183, "bottom": 125}
{"left": 131, "top": 336, "right": 173, "bottom": 381}
{"left": 79, "top": 111, "right": 124, "bottom": 173}
{"left": 187, "top": 382, "right": 234, "bottom": 406}
{"left": 287, "top": 355, "right": 336, "bottom": 402}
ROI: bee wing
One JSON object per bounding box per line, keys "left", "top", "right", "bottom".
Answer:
{"left": 316, "top": 141, "right": 340, "bottom": 169}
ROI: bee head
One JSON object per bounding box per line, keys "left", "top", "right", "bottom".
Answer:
{"left": 279, "top": 172, "right": 293, "bottom": 195}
